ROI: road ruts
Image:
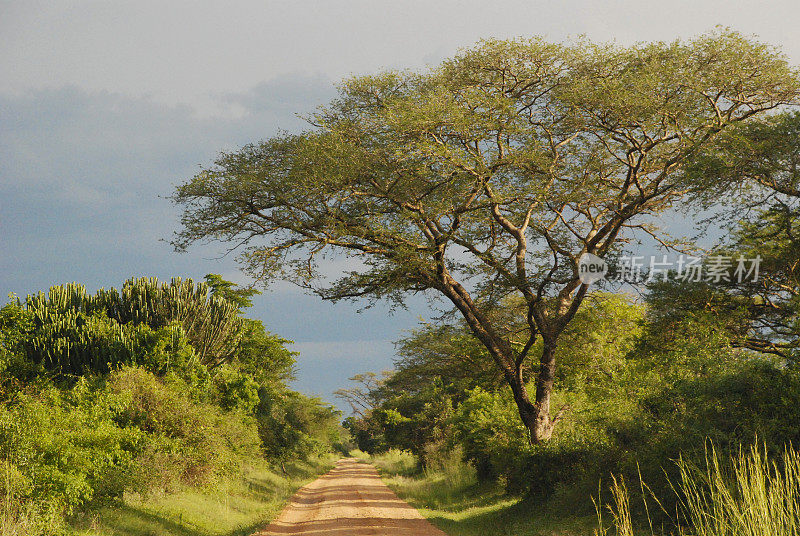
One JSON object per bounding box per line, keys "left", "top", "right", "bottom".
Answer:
{"left": 254, "top": 458, "right": 449, "bottom": 536}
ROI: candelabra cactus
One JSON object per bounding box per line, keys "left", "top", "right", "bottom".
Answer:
{"left": 23, "top": 277, "right": 243, "bottom": 374}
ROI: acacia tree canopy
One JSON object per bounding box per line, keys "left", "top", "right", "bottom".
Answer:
{"left": 173, "top": 31, "right": 800, "bottom": 443}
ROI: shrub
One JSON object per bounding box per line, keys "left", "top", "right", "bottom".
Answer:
{"left": 211, "top": 364, "right": 260, "bottom": 413}
{"left": 0, "top": 388, "right": 143, "bottom": 515}
{"left": 105, "top": 367, "right": 261, "bottom": 487}
{"left": 451, "top": 387, "right": 531, "bottom": 485}
{"left": 256, "top": 386, "right": 342, "bottom": 462}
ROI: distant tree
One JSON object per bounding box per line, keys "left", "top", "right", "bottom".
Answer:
{"left": 334, "top": 371, "right": 391, "bottom": 418}
{"left": 173, "top": 31, "right": 800, "bottom": 442}
{"left": 390, "top": 323, "right": 506, "bottom": 395}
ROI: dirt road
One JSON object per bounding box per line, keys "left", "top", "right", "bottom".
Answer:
{"left": 255, "top": 458, "right": 448, "bottom": 536}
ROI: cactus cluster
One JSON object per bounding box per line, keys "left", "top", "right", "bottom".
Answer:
{"left": 23, "top": 277, "right": 243, "bottom": 374}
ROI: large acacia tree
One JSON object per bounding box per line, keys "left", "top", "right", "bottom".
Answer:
{"left": 173, "top": 31, "right": 799, "bottom": 443}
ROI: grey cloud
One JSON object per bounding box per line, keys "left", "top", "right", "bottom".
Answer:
{"left": 0, "top": 75, "right": 337, "bottom": 296}
{"left": 0, "top": 76, "right": 429, "bottom": 406}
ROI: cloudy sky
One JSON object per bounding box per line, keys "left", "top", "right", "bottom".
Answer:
{"left": 2, "top": 0, "right": 800, "bottom": 411}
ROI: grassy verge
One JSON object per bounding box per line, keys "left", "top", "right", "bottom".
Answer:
{"left": 68, "top": 456, "right": 336, "bottom": 536}
{"left": 597, "top": 443, "right": 800, "bottom": 536}
{"left": 353, "top": 449, "right": 595, "bottom": 536}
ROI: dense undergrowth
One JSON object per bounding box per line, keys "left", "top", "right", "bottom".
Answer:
{"left": 356, "top": 449, "right": 596, "bottom": 536}
{"left": 67, "top": 456, "right": 335, "bottom": 536}
{"left": 0, "top": 276, "right": 347, "bottom": 536}
{"left": 361, "top": 444, "right": 800, "bottom": 536}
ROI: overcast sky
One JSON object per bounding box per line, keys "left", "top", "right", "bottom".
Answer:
{"left": 2, "top": 1, "right": 800, "bottom": 411}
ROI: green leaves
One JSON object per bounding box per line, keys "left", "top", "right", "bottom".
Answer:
{"left": 174, "top": 30, "right": 800, "bottom": 310}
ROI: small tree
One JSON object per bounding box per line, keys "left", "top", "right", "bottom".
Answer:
{"left": 173, "top": 31, "right": 799, "bottom": 443}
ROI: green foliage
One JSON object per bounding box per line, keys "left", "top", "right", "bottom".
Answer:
{"left": 0, "top": 302, "right": 37, "bottom": 396}
{"left": 451, "top": 388, "right": 530, "bottom": 483}
{"left": 391, "top": 324, "right": 504, "bottom": 394}
{"left": 23, "top": 278, "right": 243, "bottom": 373}
{"left": 556, "top": 294, "right": 645, "bottom": 390}
{"left": 106, "top": 368, "right": 261, "bottom": 486}
{"left": 369, "top": 448, "right": 598, "bottom": 536}
{"left": 685, "top": 110, "right": 800, "bottom": 201}
{"left": 0, "top": 366, "right": 270, "bottom": 535}
{"left": 0, "top": 386, "right": 143, "bottom": 515}
{"left": 67, "top": 456, "right": 336, "bottom": 536}
{"left": 26, "top": 312, "right": 199, "bottom": 377}
{"left": 0, "top": 274, "right": 342, "bottom": 535}
{"left": 173, "top": 29, "right": 800, "bottom": 442}
{"left": 350, "top": 293, "right": 643, "bottom": 492}
{"left": 203, "top": 273, "right": 261, "bottom": 310}
{"left": 210, "top": 364, "right": 261, "bottom": 413}
{"left": 378, "top": 379, "right": 455, "bottom": 462}
{"left": 234, "top": 319, "right": 296, "bottom": 384}
{"left": 349, "top": 285, "right": 800, "bottom": 518}
{"left": 255, "top": 386, "right": 341, "bottom": 461}
{"left": 671, "top": 110, "right": 800, "bottom": 360}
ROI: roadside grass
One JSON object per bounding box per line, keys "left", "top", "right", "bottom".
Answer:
{"left": 595, "top": 443, "right": 800, "bottom": 536}
{"left": 68, "top": 456, "right": 336, "bottom": 536}
{"left": 357, "top": 449, "right": 596, "bottom": 536}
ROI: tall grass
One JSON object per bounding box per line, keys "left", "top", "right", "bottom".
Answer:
{"left": 594, "top": 475, "right": 636, "bottom": 536}
{"left": 1, "top": 460, "right": 62, "bottom": 536}
{"left": 0, "top": 455, "right": 334, "bottom": 536}
{"left": 595, "top": 443, "right": 800, "bottom": 536}
{"left": 67, "top": 456, "right": 336, "bottom": 536}
{"left": 359, "top": 448, "right": 479, "bottom": 510}
{"left": 679, "top": 444, "right": 800, "bottom": 536}
{"left": 352, "top": 449, "right": 418, "bottom": 476}
{"left": 365, "top": 448, "right": 595, "bottom": 535}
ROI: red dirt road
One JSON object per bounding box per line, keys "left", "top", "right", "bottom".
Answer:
{"left": 254, "top": 458, "right": 448, "bottom": 536}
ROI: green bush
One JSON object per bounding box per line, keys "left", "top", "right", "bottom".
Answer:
{"left": 106, "top": 367, "right": 261, "bottom": 487}
{"left": 256, "top": 386, "right": 341, "bottom": 462}
{"left": 451, "top": 387, "right": 531, "bottom": 484}
{"left": 0, "top": 302, "right": 38, "bottom": 396}
{"left": 0, "top": 366, "right": 263, "bottom": 530}
{"left": 0, "top": 387, "right": 143, "bottom": 515}
{"left": 0, "top": 276, "right": 344, "bottom": 535}
{"left": 211, "top": 364, "right": 260, "bottom": 412}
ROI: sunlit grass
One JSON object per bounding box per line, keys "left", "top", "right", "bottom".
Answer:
{"left": 594, "top": 443, "right": 800, "bottom": 536}
{"left": 360, "top": 449, "right": 595, "bottom": 536}
{"left": 68, "top": 456, "right": 335, "bottom": 536}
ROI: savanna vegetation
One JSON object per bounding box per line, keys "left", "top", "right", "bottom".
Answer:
{"left": 7, "top": 28, "right": 800, "bottom": 536}
{"left": 337, "top": 112, "right": 800, "bottom": 536}
{"left": 0, "top": 276, "right": 347, "bottom": 536}
{"left": 171, "top": 29, "right": 800, "bottom": 535}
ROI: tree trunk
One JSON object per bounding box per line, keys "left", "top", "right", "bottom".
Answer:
{"left": 532, "top": 342, "right": 558, "bottom": 442}
{"left": 506, "top": 342, "right": 559, "bottom": 444}
{"left": 437, "top": 277, "right": 563, "bottom": 443}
